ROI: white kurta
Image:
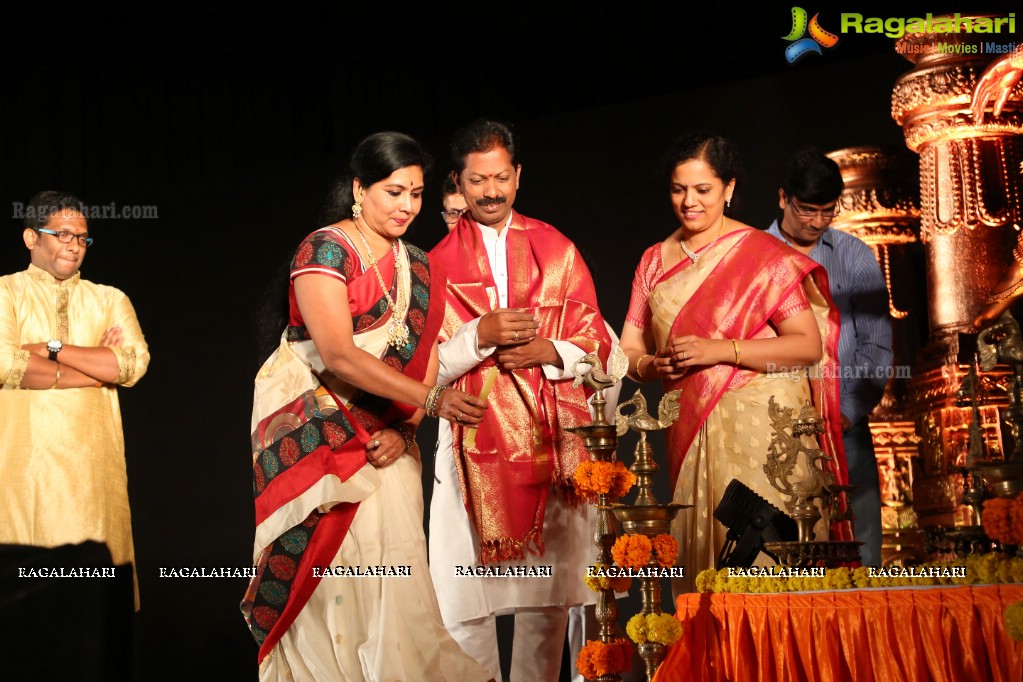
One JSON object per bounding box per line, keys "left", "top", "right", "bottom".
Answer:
{"left": 428, "top": 220, "right": 619, "bottom": 625}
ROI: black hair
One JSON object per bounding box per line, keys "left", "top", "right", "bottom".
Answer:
{"left": 442, "top": 174, "right": 459, "bottom": 196}
{"left": 258, "top": 131, "right": 430, "bottom": 365}
{"left": 322, "top": 131, "right": 432, "bottom": 224}
{"left": 24, "top": 190, "right": 85, "bottom": 230}
{"left": 781, "top": 146, "right": 844, "bottom": 204}
{"left": 662, "top": 131, "right": 741, "bottom": 185}
{"left": 450, "top": 119, "right": 518, "bottom": 175}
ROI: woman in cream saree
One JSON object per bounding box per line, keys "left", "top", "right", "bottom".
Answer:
{"left": 620, "top": 132, "right": 847, "bottom": 593}
{"left": 241, "top": 132, "right": 490, "bottom": 682}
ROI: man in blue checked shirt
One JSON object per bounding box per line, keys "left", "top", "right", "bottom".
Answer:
{"left": 766, "top": 148, "right": 894, "bottom": 566}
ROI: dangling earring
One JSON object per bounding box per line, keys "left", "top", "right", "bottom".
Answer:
{"left": 352, "top": 199, "right": 363, "bottom": 220}
{"left": 726, "top": 197, "right": 732, "bottom": 209}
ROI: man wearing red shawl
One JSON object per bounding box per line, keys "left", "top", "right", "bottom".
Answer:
{"left": 429, "top": 119, "right": 612, "bottom": 681}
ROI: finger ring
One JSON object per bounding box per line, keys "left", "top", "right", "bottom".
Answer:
{"left": 372, "top": 439, "right": 380, "bottom": 448}
{"left": 380, "top": 455, "right": 388, "bottom": 464}
{"left": 682, "top": 351, "right": 687, "bottom": 361}
{"left": 514, "top": 330, "right": 520, "bottom": 340}
{"left": 457, "top": 410, "right": 463, "bottom": 420}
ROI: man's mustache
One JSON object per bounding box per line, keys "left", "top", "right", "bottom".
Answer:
{"left": 476, "top": 196, "right": 506, "bottom": 207}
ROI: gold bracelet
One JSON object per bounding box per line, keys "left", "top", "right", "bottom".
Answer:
{"left": 636, "top": 354, "right": 653, "bottom": 379}
{"left": 731, "top": 339, "right": 741, "bottom": 366}
{"left": 50, "top": 362, "right": 61, "bottom": 389}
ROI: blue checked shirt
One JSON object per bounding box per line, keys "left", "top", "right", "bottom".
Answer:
{"left": 766, "top": 220, "right": 894, "bottom": 424}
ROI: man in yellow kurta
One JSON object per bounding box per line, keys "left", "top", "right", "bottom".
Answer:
{"left": 0, "top": 191, "right": 150, "bottom": 591}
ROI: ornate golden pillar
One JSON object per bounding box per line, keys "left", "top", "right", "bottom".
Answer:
{"left": 827, "top": 147, "right": 927, "bottom": 563}
{"left": 891, "top": 23, "right": 1022, "bottom": 530}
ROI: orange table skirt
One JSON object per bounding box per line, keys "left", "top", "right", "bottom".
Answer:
{"left": 652, "top": 585, "right": 1023, "bottom": 682}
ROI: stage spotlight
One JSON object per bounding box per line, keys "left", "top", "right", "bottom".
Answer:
{"left": 714, "top": 479, "right": 798, "bottom": 568}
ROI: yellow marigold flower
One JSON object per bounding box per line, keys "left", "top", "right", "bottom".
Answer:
{"left": 851, "top": 567, "right": 872, "bottom": 589}
{"left": 626, "top": 613, "right": 648, "bottom": 644}
{"left": 646, "top": 613, "right": 683, "bottom": 645}
{"left": 1006, "top": 601, "right": 1023, "bottom": 642}
{"left": 695, "top": 568, "right": 718, "bottom": 593}
{"left": 1009, "top": 558, "right": 1023, "bottom": 583}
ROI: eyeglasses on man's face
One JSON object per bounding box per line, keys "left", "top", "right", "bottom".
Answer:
{"left": 441, "top": 209, "right": 465, "bottom": 224}
{"left": 37, "top": 228, "right": 93, "bottom": 247}
{"left": 787, "top": 197, "right": 839, "bottom": 221}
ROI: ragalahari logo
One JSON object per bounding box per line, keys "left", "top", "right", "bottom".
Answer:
{"left": 782, "top": 7, "right": 839, "bottom": 63}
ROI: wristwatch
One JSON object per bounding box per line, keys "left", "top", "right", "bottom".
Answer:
{"left": 47, "top": 339, "right": 63, "bottom": 361}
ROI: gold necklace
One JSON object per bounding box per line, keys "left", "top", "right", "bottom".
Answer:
{"left": 680, "top": 216, "right": 727, "bottom": 263}
{"left": 353, "top": 222, "right": 410, "bottom": 350}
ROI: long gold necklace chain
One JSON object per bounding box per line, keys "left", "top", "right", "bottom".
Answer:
{"left": 353, "top": 222, "right": 411, "bottom": 350}
{"left": 680, "top": 215, "right": 727, "bottom": 263}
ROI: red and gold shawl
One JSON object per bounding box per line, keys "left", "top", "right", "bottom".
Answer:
{"left": 656, "top": 229, "right": 847, "bottom": 511}
{"left": 431, "top": 211, "right": 610, "bottom": 563}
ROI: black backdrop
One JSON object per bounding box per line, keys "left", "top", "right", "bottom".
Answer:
{"left": 2, "top": 1, "right": 1015, "bottom": 679}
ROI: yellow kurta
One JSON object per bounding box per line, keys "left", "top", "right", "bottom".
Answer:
{"left": 0, "top": 264, "right": 149, "bottom": 578}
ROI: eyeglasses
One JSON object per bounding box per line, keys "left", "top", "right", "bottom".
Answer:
{"left": 37, "top": 228, "right": 93, "bottom": 247}
{"left": 441, "top": 209, "right": 465, "bottom": 224}
{"left": 787, "top": 197, "right": 839, "bottom": 221}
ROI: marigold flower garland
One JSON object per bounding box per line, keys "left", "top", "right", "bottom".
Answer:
{"left": 695, "top": 552, "right": 1023, "bottom": 594}
{"left": 982, "top": 494, "right": 1023, "bottom": 546}
{"left": 612, "top": 533, "right": 679, "bottom": 571}
{"left": 576, "top": 638, "right": 633, "bottom": 678}
{"left": 573, "top": 459, "right": 636, "bottom": 499}
{"left": 626, "top": 612, "right": 683, "bottom": 646}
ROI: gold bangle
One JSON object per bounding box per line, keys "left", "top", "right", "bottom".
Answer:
{"left": 51, "top": 362, "right": 61, "bottom": 389}
{"left": 636, "top": 354, "right": 653, "bottom": 379}
{"left": 731, "top": 339, "right": 741, "bottom": 366}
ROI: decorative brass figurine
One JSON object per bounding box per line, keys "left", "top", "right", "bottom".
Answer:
{"left": 762, "top": 398, "right": 834, "bottom": 542}
{"left": 975, "top": 312, "right": 1023, "bottom": 498}
{"left": 761, "top": 397, "right": 863, "bottom": 566}
{"left": 613, "top": 390, "right": 680, "bottom": 508}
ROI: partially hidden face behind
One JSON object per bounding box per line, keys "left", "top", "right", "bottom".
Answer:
{"left": 354, "top": 165, "right": 425, "bottom": 240}
{"left": 456, "top": 146, "right": 521, "bottom": 229}
{"left": 23, "top": 209, "right": 89, "bottom": 281}
{"left": 777, "top": 189, "right": 839, "bottom": 249}
{"left": 442, "top": 192, "right": 467, "bottom": 231}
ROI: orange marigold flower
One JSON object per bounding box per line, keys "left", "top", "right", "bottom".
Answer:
{"left": 576, "top": 638, "right": 633, "bottom": 677}
{"left": 651, "top": 533, "right": 679, "bottom": 567}
{"left": 610, "top": 462, "right": 637, "bottom": 499}
{"left": 612, "top": 533, "right": 653, "bottom": 571}
{"left": 574, "top": 459, "right": 635, "bottom": 499}
{"left": 983, "top": 495, "right": 1023, "bottom": 545}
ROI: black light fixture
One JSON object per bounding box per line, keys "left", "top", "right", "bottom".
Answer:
{"left": 714, "top": 479, "right": 798, "bottom": 568}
